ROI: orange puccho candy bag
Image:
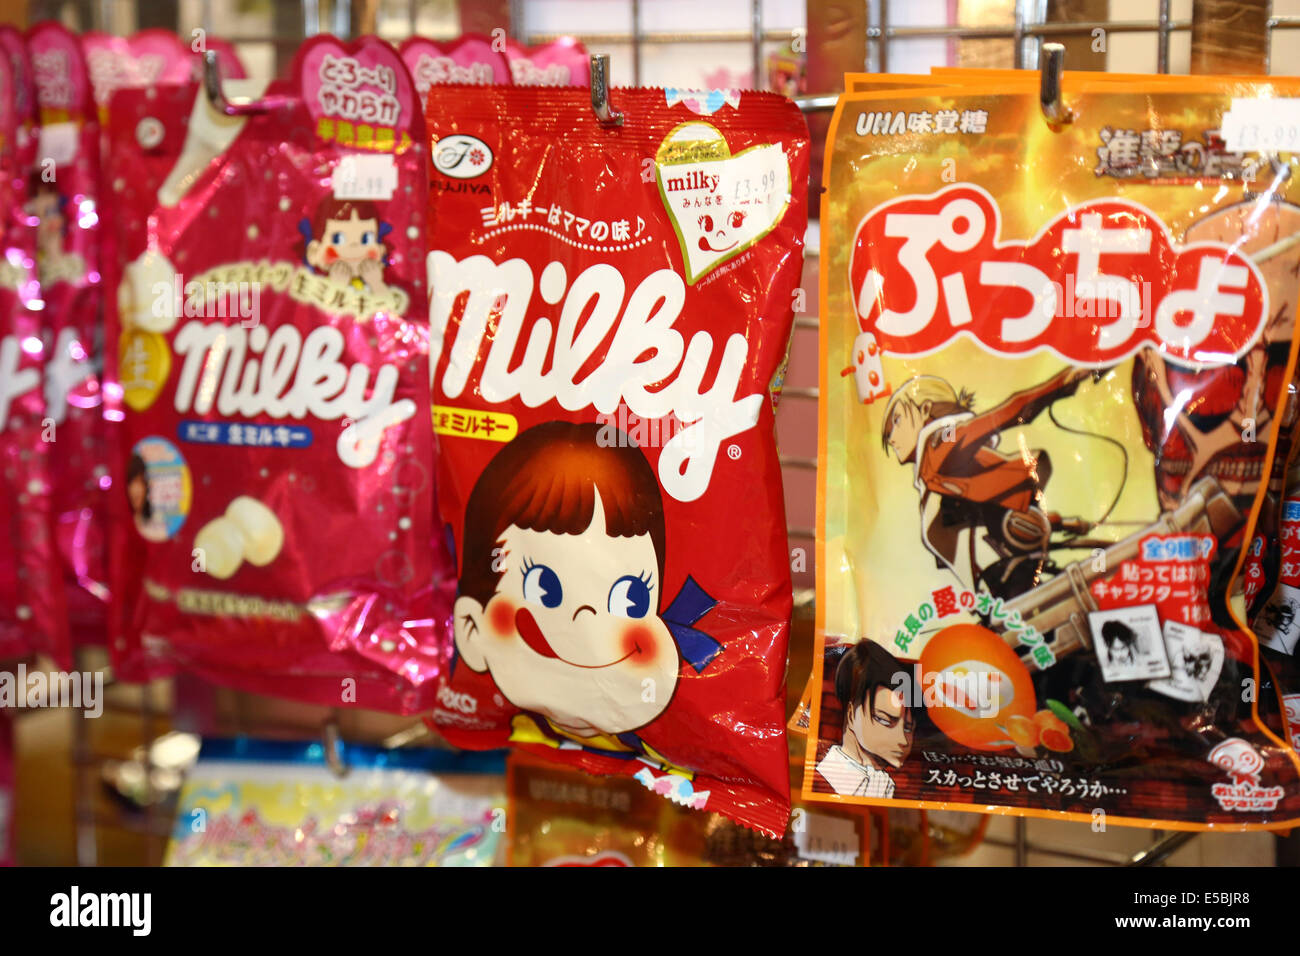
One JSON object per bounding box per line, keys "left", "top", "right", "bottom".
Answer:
{"left": 808, "top": 73, "right": 1300, "bottom": 828}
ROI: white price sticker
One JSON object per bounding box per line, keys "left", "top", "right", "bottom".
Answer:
{"left": 1221, "top": 98, "right": 1300, "bottom": 153}
{"left": 792, "top": 810, "right": 860, "bottom": 866}
{"left": 331, "top": 154, "right": 398, "bottom": 201}
{"left": 36, "top": 122, "right": 78, "bottom": 166}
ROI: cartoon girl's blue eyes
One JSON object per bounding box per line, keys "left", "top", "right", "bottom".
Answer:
{"left": 522, "top": 562, "right": 562, "bottom": 609}
{"left": 361, "top": 232, "right": 375, "bottom": 245}
{"left": 330, "top": 231, "right": 344, "bottom": 244}
{"left": 608, "top": 574, "right": 652, "bottom": 619}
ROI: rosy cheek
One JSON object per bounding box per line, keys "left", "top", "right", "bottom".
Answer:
{"left": 488, "top": 600, "right": 516, "bottom": 637}
{"left": 324, "top": 247, "right": 339, "bottom": 263}
{"left": 621, "top": 624, "right": 663, "bottom": 667}
{"left": 367, "top": 249, "right": 380, "bottom": 260}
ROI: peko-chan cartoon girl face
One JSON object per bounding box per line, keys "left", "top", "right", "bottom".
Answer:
{"left": 302, "top": 198, "right": 389, "bottom": 290}
{"left": 696, "top": 209, "right": 747, "bottom": 253}
{"left": 452, "top": 421, "right": 682, "bottom": 737}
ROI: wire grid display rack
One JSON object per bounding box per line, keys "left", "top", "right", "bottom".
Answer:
{"left": 41, "top": 0, "right": 1299, "bottom": 867}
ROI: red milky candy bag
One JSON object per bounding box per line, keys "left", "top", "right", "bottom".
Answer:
{"left": 425, "top": 86, "right": 808, "bottom": 836}
{"left": 26, "top": 21, "right": 111, "bottom": 645}
{"left": 105, "top": 36, "right": 442, "bottom": 711}
{"left": 0, "top": 26, "right": 67, "bottom": 663}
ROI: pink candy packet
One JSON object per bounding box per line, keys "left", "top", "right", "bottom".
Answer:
{"left": 82, "top": 29, "right": 195, "bottom": 123}
{"left": 0, "top": 25, "right": 67, "bottom": 664}
{"left": 104, "top": 36, "right": 447, "bottom": 712}
{"left": 25, "top": 21, "right": 106, "bottom": 650}
{"left": 503, "top": 36, "right": 589, "bottom": 87}
{"left": 399, "top": 35, "right": 511, "bottom": 104}
{"left": 0, "top": 708, "right": 12, "bottom": 865}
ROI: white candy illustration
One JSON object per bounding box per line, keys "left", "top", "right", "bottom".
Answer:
{"left": 225, "top": 495, "right": 284, "bottom": 566}
{"left": 158, "top": 77, "right": 270, "bottom": 208}
{"left": 841, "top": 330, "right": 891, "bottom": 404}
{"left": 194, "top": 515, "right": 246, "bottom": 580}
{"left": 118, "top": 250, "right": 179, "bottom": 334}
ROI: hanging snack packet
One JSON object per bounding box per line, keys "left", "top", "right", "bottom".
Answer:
{"left": 0, "top": 27, "right": 66, "bottom": 663}
{"left": 82, "top": 29, "right": 194, "bottom": 126}
{"left": 167, "top": 739, "right": 505, "bottom": 866}
{"left": 0, "top": 709, "right": 11, "bottom": 866}
{"left": 507, "top": 753, "right": 865, "bottom": 866}
{"left": 399, "top": 35, "right": 511, "bottom": 106}
{"left": 25, "top": 21, "right": 110, "bottom": 647}
{"left": 425, "top": 86, "right": 808, "bottom": 836}
{"left": 809, "top": 77, "right": 1300, "bottom": 828}
{"left": 105, "top": 36, "right": 441, "bottom": 711}
{"left": 1250, "top": 451, "right": 1300, "bottom": 751}
{"left": 502, "top": 37, "right": 588, "bottom": 87}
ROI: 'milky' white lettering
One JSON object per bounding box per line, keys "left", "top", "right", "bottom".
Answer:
{"left": 0, "top": 335, "right": 40, "bottom": 432}
{"left": 428, "top": 252, "right": 761, "bottom": 502}
{"left": 172, "top": 320, "right": 414, "bottom": 468}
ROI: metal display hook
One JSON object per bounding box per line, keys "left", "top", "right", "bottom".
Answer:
{"left": 322, "top": 714, "right": 349, "bottom": 779}
{"left": 590, "top": 54, "right": 624, "bottom": 126}
{"left": 1039, "top": 42, "right": 1073, "bottom": 128}
{"left": 202, "top": 49, "right": 288, "bottom": 116}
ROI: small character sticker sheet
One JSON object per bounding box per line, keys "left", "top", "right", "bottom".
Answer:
{"left": 1147, "top": 621, "right": 1224, "bottom": 702}
{"left": 808, "top": 77, "right": 1300, "bottom": 829}
{"left": 1087, "top": 606, "right": 1170, "bottom": 683}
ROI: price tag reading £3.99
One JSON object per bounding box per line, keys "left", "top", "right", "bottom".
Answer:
{"left": 332, "top": 153, "right": 398, "bottom": 201}
{"left": 1221, "top": 98, "right": 1300, "bottom": 153}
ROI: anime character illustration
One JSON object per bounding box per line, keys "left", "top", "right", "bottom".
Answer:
{"left": 299, "top": 197, "right": 392, "bottom": 295}
{"left": 450, "top": 420, "right": 722, "bottom": 774}
{"left": 815, "top": 641, "right": 914, "bottom": 799}
{"left": 881, "top": 366, "right": 1095, "bottom": 597}
{"left": 125, "top": 451, "right": 168, "bottom": 542}
{"left": 1184, "top": 645, "right": 1215, "bottom": 682}
{"left": 1131, "top": 200, "right": 1300, "bottom": 515}
{"left": 1100, "top": 620, "right": 1138, "bottom": 668}
{"left": 24, "top": 173, "right": 86, "bottom": 285}
{"left": 1262, "top": 599, "right": 1297, "bottom": 636}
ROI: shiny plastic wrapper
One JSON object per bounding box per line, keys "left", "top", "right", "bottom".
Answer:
{"left": 425, "top": 86, "right": 808, "bottom": 836}
{"left": 105, "top": 36, "right": 451, "bottom": 712}
{"left": 807, "top": 76, "right": 1300, "bottom": 828}
{"left": 0, "top": 25, "right": 66, "bottom": 663}
{"left": 26, "top": 21, "right": 110, "bottom": 647}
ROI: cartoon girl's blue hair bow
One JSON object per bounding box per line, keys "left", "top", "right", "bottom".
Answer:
{"left": 662, "top": 576, "right": 722, "bottom": 672}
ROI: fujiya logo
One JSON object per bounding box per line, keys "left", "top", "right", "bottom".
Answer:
{"left": 433, "top": 134, "right": 493, "bottom": 180}
{"left": 427, "top": 252, "right": 761, "bottom": 502}
{"left": 437, "top": 684, "right": 477, "bottom": 714}
{"left": 172, "top": 320, "right": 414, "bottom": 469}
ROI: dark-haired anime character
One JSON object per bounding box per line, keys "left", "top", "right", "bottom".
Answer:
{"left": 1101, "top": 620, "right": 1138, "bottom": 667}
{"left": 125, "top": 452, "right": 165, "bottom": 542}
{"left": 881, "top": 366, "right": 1095, "bottom": 597}
{"left": 815, "top": 641, "right": 914, "bottom": 798}
{"left": 450, "top": 420, "right": 721, "bottom": 773}
{"left": 300, "top": 197, "right": 391, "bottom": 294}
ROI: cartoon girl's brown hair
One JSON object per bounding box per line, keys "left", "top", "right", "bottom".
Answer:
{"left": 457, "top": 421, "right": 666, "bottom": 607}
{"left": 311, "top": 197, "right": 380, "bottom": 233}
{"left": 297, "top": 197, "right": 388, "bottom": 265}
